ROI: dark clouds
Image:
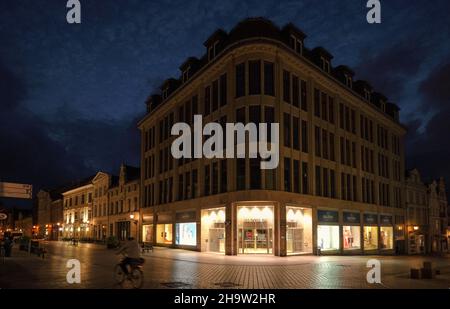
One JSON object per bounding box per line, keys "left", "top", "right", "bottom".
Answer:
{"left": 406, "top": 59, "right": 450, "bottom": 185}
{"left": 1, "top": 0, "right": 450, "bottom": 204}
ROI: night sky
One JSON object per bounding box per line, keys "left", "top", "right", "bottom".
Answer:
{"left": 1, "top": 0, "right": 450, "bottom": 208}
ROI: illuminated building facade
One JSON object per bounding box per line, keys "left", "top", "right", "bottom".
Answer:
{"left": 138, "top": 18, "right": 406, "bottom": 256}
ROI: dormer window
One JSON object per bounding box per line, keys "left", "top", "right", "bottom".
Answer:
{"left": 364, "top": 89, "right": 371, "bottom": 101}
{"left": 321, "top": 57, "right": 330, "bottom": 73}
{"left": 381, "top": 101, "right": 386, "bottom": 112}
{"left": 289, "top": 35, "right": 303, "bottom": 55}
{"left": 208, "top": 41, "right": 219, "bottom": 61}
{"left": 162, "top": 87, "right": 169, "bottom": 100}
{"left": 345, "top": 74, "right": 352, "bottom": 88}
{"left": 182, "top": 66, "right": 190, "bottom": 83}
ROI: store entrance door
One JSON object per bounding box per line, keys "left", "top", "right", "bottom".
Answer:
{"left": 238, "top": 221, "right": 273, "bottom": 254}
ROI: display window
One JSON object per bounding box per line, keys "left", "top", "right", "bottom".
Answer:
{"left": 343, "top": 226, "right": 360, "bottom": 250}
{"left": 156, "top": 224, "right": 173, "bottom": 244}
{"left": 380, "top": 226, "right": 393, "bottom": 250}
{"left": 201, "top": 208, "right": 226, "bottom": 253}
{"left": 142, "top": 224, "right": 153, "bottom": 243}
{"left": 363, "top": 226, "right": 378, "bottom": 250}
{"left": 175, "top": 222, "right": 197, "bottom": 246}
{"left": 317, "top": 225, "right": 340, "bottom": 251}
{"left": 286, "top": 207, "right": 313, "bottom": 254}
{"left": 237, "top": 206, "right": 274, "bottom": 254}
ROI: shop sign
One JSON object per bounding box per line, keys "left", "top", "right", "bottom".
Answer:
{"left": 380, "top": 215, "right": 393, "bottom": 225}
{"left": 363, "top": 213, "right": 378, "bottom": 225}
{"left": 175, "top": 211, "right": 197, "bottom": 222}
{"left": 343, "top": 212, "right": 360, "bottom": 224}
{"left": 156, "top": 213, "right": 172, "bottom": 223}
{"left": 317, "top": 210, "right": 339, "bottom": 223}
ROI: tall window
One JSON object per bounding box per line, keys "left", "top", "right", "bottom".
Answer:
{"left": 220, "top": 74, "right": 227, "bottom": 106}
{"left": 212, "top": 80, "right": 219, "bottom": 112}
{"left": 329, "top": 97, "right": 334, "bottom": 124}
{"left": 330, "top": 169, "right": 336, "bottom": 198}
{"left": 329, "top": 133, "right": 335, "bottom": 161}
{"left": 314, "top": 89, "right": 320, "bottom": 117}
{"left": 212, "top": 162, "right": 218, "bottom": 194}
{"left": 264, "top": 61, "right": 274, "bottom": 96}
{"left": 220, "top": 160, "right": 227, "bottom": 193}
{"left": 315, "top": 126, "right": 321, "bottom": 157}
{"left": 292, "top": 75, "right": 299, "bottom": 107}
{"left": 322, "top": 128, "right": 328, "bottom": 159}
{"left": 283, "top": 70, "right": 291, "bottom": 103}
{"left": 293, "top": 116, "right": 299, "bottom": 150}
{"left": 284, "top": 113, "right": 291, "bottom": 147}
{"left": 249, "top": 60, "right": 261, "bottom": 95}
{"left": 315, "top": 165, "right": 321, "bottom": 196}
{"left": 284, "top": 157, "right": 291, "bottom": 192}
{"left": 204, "top": 165, "right": 210, "bottom": 196}
{"left": 235, "top": 63, "right": 245, "bottom": 98}
{"left": 178, "top": 174, "right": 184, "bottom": 200}
{"left": 321, "top": 92, "right": 328, "bottom": 121}
{"left": 185, "top": 171, "right": 191, "bottom": 199}
{"left": 323, "top": 168, "right": 329, "bottom": 197}
{"left": 236, "top": 159, "right": 246, "bottom": 190}
{"left": 300, "top": 80, "right": 307, "bottom": 111}
{"left": 250, "top": 159, "right": 261, "bottom": 189}
{"left": 293, "top": 160, "right": 300, "bottom": 193}
{"left": 204, "top": 86, "right": 211, "bottom": 115}
{"left": 192, "top": 170, "right": 198, "bottom": 198}
{"left": 301, "top": 120, "right": 308, "bottom": 153}
{"left": 302, "top": 162, "right": 308, "bottom": 194}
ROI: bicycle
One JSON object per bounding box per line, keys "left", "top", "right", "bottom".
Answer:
{"left": 113, "top": 253, "right": 145, "bottom": 289}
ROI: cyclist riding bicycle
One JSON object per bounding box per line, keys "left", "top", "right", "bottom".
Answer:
{"left": 116, "top": 237, "right": 143, "bottom": 274}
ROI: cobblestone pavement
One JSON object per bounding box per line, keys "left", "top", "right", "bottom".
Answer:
{"left": 0, "top": 241, "right": 449, "bottom": 289}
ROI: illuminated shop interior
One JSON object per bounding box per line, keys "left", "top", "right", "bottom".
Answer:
{"left": 286, "top": 206, "right": 313, "bottom": 254}
{"left": 156, "top": 223, "right": 172, "bottom": 244}
{"left": 237, "top": 205, "right": 274, "bottom": 254}
{"left": 317, "top": 225, "right": 340, "bottom": 251}
{"left": 363, "top": 226, "right": 378, "bottom": 250}
{"left": 380, "top": 226, "right": 393, "bottom": 249}
{"left": 175, "top": 222, "right": 197, "bottom": 246}
{"left": 343, "top": 226, "right": 361, "bottom": 250}
{"left": 142, "top": 224, "right": 153, "bottom": 243}
{"left": 201, "top": 207, "right": 226, "bottom": 253}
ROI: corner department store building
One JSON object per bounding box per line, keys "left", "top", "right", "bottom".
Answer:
{"left": 138, "top": 18, "right": 407, "bottom": 256}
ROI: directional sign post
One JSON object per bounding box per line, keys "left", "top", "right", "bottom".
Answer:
{"left": 0, "top": 182, "right": 33, "bottom": 199}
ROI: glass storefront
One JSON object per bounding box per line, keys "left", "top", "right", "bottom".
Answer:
{"left": 286, "top": 207, "right": 312, "bottom": 254}
{"left": 317, "top": 225, "right": 340, "bottom": 251}
{"left": 363, "top": 226, "right": 378, "bottom": 250}
{"left": 237, "top": 206, "right": 274, "bottom": 254}
{"left": 343, "top": 226, "right": 360, "bottom": 250}
{"left": 175, "top": 222, "right": 197, "bottom": 246}
{"left": 201, "top": 208, "right": 226, "bottom": 253}
{"left": 142, "top": 224, "right": 153, "bottom": 243}
{"left": 156, "top": 224, "right": 172, "bottom": 244}
{"left": 380, "top": 226, "right": 393, "bottom": 250}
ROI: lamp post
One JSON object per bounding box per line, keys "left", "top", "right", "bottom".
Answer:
{"left": 130, "top": 214, "right": 138, "bottom": 241}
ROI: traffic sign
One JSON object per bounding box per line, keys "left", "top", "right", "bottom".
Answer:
{"left": 0, "top": 182, "right": 33, "bottom": 199}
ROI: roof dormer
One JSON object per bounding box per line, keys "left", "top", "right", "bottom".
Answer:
{"left": 333, "top": 65, "right": 355, "bottom": 89}
{"left": 353, "top": 80, "right": 373, "bottom": 102}
{"left": 203, "top": 29, "right": 227, "bottom": 62}
{"left": 311, "top": 47, "right": 333, "bottom": 73}
{"left": 372, "top": 92, "right": 388, "bottom": 111}
{"left": 160, "top": 78, "right": 180, "bottom": 100}
{"left": 145, "top": 94, "right": 162, "bottom": 113}
{"left": 179, "top": 57, "right": 199, "bottom": 83}
{"left": 386, "top": 102, "right": 400, "bottom": 122}
{"left": 282, "top": 23, "right": 306, "bottom": 55}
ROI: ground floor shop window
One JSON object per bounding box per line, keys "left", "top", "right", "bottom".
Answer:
{"left": 175, "top": 222, "right": 197, "bottom": 246}
{"left": 317, "top": 225, "right": 340, "bottom": 251}
{"left": 156, "top": 224, "right": 172, "bottom": 244}
{"left": 286, "top": 207, "right": 312, "bottom": 254}
{"left": 364, "top": 226, "right": 378, "bottom": 250}
{"left": 343, "top": 226, "right": 360, "bottom": 250}
{"left": 237, "top": 206, "right": 274, "bottom": 254}
{"left": 142, "top": 224, "right": 153, "bottom": 243}
{"left": 380, "top": 226, "right": 393, "bottom": 249}
{"left": 201, "top": 208, "right": 226, "bottom": 253}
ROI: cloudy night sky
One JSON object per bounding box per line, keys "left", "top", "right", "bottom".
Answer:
{"left": 1, "top": 0, "right": 450, "bottom": 208}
